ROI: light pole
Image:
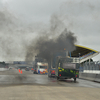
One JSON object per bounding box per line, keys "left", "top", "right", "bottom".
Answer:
{"left": 78, "top": 53, "right": 81, "bottom": 71}
{"left": 79, "top": 53, "right": 80, "bottom": 63}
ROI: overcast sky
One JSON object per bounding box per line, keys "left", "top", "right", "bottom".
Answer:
{"left": 0, "top": 0, "right": 100, "bottom": 61}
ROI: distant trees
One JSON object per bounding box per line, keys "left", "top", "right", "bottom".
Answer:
{"left": 0, "top": 61, "right": 6, "bottom": 65}
{"left": 0, "top": 61, "right": 7, "bottom": 68}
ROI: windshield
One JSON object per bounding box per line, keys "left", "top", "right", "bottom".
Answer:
{"left": 39, "top": 66, "right": 47, "bottom": 69}
{"left": 62, "top": 63, "right": 76, "bottom": 69}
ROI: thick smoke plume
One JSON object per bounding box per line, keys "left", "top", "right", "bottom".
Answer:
{"left": 36, "top": 30, "right": 76, "bottom": 61}
{"left": 25, "top": 14, "right": 77, "bottom": 62}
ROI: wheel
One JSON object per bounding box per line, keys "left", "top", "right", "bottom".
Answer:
{"left": 48, "top": 75, "right": 51, "bottom": 78}
{"left": 33, "top": 72, "right": 36, "bottom": 74}
{"left": 57, "top": 77, "right": 59, "bottom": 80}
{"left": 48, "top": 72, "right": 51, "bottom": 77}
{"left": 74, "top": 78, "right": 76, "bottom": 82}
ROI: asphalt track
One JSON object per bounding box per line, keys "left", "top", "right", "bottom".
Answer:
{"left": 0, "top": 68, "right": 100, "bottom": 100}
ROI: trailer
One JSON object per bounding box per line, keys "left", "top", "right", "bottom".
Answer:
{"left": 55, "top": 57, "right": 79, "bottom": 82}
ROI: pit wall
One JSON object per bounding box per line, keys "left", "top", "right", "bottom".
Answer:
{"left": 83, "top": 70, "right": 100, "bottom": 74}
{"left": 79, "top": 72, "right": 100, "bottom": 82}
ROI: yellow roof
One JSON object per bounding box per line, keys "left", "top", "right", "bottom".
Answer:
{"left": 75, "top": 45, "right": 98, "bottom": 53}
{"left": 70, "top": 45, "right": 98, "bottom": 57}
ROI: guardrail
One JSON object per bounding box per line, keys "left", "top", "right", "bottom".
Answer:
{"left": 79, "top": 61, "right": 100, "bottom": 82}
{"left": 83, "top": 70, "right": 100, "bottom": 74}
{"left": 79, "top": 72, "right": 100, "bottom": 82}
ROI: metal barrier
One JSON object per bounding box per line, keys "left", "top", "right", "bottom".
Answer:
{"left": 79, "top": 61, "right": 100, "bottom": 82}
{"left": 79, "top": 61, "right": 100, "bottom": 72}
{"left": 79, "top": 72, "right": 100, "bottom": 82}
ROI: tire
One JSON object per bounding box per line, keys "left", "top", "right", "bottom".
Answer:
{"left": 57, "top": 77, "right": 59, "bottom": 80}
{"left": 33, "top": 72, "right": 36, "bottom": 74}
{"left": 74, "top": 78, "right": 76, "bottom": 82}
{"left": 48, "top": 73, "right": 51, "bottom": 78}
{"left": 48, "top": 75, "right": 50, "bottom": 78}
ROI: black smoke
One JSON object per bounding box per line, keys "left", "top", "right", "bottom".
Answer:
{"left": 25, "top": 15, "right": 77, "bottom": 62}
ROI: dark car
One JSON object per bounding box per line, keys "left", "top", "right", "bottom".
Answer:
{"left": 25, "top": 67, "right": 30, "bottom": 71}
{"left": 33, "top": 68, "right": 38, "bottom": 74}
{"left": 48, "top": 68, "right": 55, "bottom": 77}
{"left": 29, "top": 67, "right": 34, "bottom": 71}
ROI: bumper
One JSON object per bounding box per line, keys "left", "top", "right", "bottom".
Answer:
{"left": 57, "top": 75, "right": 79, "bottom": 79}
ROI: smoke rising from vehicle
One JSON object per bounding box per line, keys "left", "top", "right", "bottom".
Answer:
{"left": 25, "top": 14, "right": 77, "bottom": 62}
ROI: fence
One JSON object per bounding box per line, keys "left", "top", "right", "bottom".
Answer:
{"left": 79, "top": 61, "right": 100, "bottom": 73}
{"left": 79, "top": 61, "right": 100, "bottom": 82}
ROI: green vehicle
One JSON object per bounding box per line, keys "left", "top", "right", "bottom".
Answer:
{"left": 55, "top": 57, "right": 79, "bottom": 82}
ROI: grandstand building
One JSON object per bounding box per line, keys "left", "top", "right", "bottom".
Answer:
{"left": 69, "top": 45, "right": 100, "bottom": 63}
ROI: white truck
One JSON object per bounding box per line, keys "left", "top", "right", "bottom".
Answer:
{"left": 34, "top": 62, "right": 48, "bottom": 74}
